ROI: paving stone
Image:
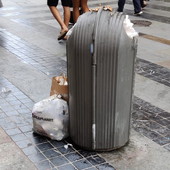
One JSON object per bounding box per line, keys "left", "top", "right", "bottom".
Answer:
{"left": 87, "top": 155, "right": 106, "bottom": 165}
{"left": 28, "top": 152, "right": 46, "bottom": 163}
{"left": 22, "top": 145, "right": 40, "bottom": 156}
{"left": 65, "top": 152, "right": 83, "bottom": 162}
{"left": 35, "top": 160, "right": 54, "bottom": 170}
{"left": 50, "top": 155, "right": 69, "bottom": 166}
{"left": 73, "top": 158, "right": 92, "bottom": 170}
{"left": 0, "top": 127, "right": 11, "bottom": 144}
{"left": 57, "top": 164, "right": 77, "bottom": 170}
{"left": 6, "top": 127, "right": 22, "bottom": 136}
{"left": 36, "top": 142, "right": 54, "bottom": 151}
{"left": 42, "top": 149, "right": 61, "bottom": 159}
{"left": 0, "top": 1, "right": 170, "bottom": 170}
{"left": 16, "top": 139, "right": 32, "bottom": 149}
{"left": 0, "top": 129, "right": 36, "bottom": 169}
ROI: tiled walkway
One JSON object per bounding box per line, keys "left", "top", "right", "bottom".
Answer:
{"left": 0, "top": 0, "right": 170, "bottom": 169}
{"left": 0, "top": 76, "right": 115, "bottom": 170}
{"left": 1, "top": 53, "right": 170, "bottom": 169}
{"left": 0, "top": 30, "right": 66, "bottom": 77}
{"left": 133, "top": 96, "right": 170, "bottom": 150}
{"left": 136, "top": 58, "right": 170, "bottom": 87}
{"left": 0, "top": 71, "right": 170, "bottom": 169}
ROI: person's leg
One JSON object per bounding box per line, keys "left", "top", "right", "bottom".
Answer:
{"left": 63, "top": 7, "right": 71, "bottom": 27}
{"left": 133, "top": 0, "right": 142, "bottom": 14}
{"left": 117, "top": 0, "right": 126, "bottom": 12}
{"left": 61, "top": 0, "right": 72, "bottom": 27}
{"left": 140, "top": 0, "right": 144, "bottom": 6}
{"left": 49, "top": 6, "right": 68, "bottom": 32}
{"left": 81, "top": 0, "right": 89, "bottom": 13}
{"left": 72, "top": 0, "right": 80, "bottom": 22}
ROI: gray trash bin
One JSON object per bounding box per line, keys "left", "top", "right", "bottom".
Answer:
{"left": 67, "top": 9, "right": 137, "bottom": 151}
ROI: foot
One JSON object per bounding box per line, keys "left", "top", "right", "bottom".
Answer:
{"left": 134, "top": 11, "right": 143, "bottom": 16}
{"left": 63, "top": 35, "right": 68, "bottom": 40}
{"left": 117, "top": 7, "right": 123, "bottom": 12}
{"left": 58, "top": 29, "right": 68, "bottom": 40}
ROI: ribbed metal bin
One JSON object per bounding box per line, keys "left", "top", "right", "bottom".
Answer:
{"left": 67, "top": 9, "right": 137, "bottom": 151}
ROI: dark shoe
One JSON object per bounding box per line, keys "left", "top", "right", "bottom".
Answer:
{"left": 117, "top": 7, "right": 123, "bottom": 12}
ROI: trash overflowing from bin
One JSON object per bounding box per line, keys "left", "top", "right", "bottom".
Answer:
{"left": 32, "top": 94, "right": 69, "bottom": 140}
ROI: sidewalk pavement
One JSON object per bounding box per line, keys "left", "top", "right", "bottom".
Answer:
{"left": 0, "top": 0, "right": 170, "bottom": 169}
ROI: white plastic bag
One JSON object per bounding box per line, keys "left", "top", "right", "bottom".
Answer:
{"left": 32, "top": 94, "right": 69, "bottom": 141}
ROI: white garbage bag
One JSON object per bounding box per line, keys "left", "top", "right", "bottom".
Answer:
{"left": 32, "top": 95, "right": 69, "bottom": 140}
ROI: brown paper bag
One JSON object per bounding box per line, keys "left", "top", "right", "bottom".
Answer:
{"left": 50, "top": 76, "right": 68, "bottom": 101}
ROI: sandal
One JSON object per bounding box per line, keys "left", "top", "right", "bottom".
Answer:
{"left": 58, "top": 30, "right": 68, "bottom": 40}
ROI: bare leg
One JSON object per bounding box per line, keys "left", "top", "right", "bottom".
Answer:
{"left": 49, "top": 6, "right": 68, "bottom": 32}
{"left": 63, "top": 6, "right": 71, "bottom": 27}
{"left": 81, "top": 0, "right": 89, "bottom": 12}
{"left": 73, "top": 0, "right": 80, "bottom": 22}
